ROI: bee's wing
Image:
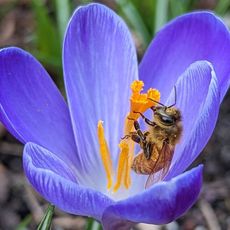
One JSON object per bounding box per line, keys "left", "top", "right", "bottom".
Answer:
{"left": 145, "top": 142, "right": 174, "bottom": 189}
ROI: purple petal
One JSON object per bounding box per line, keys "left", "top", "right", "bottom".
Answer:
{"left": 23, "top": 142, "right": 114, "bottom": 220}
{"left": 0, "top": 47, "right": 79, "bottom": 165}
{"left": 63, "top": 4, "right": 138, "bottom": 177}
{"left": 166, "top": 63, "right": 219, "bottom": 179}
{"left": 102, "top": 165, "right": 203, "bottom": 229}
{"left": 24, "top": 142, "right": 78, "bottom": 183}
{"left": 139, "top": 12, "right": 230, "bottom": 102}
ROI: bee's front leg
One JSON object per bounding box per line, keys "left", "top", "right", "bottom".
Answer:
{"left": 133, "top": 111, "right": 156, "bottom": 127}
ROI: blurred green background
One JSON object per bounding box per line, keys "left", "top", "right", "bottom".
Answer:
{"left": 0, "top": 0, "right": 230, "bottom": 229}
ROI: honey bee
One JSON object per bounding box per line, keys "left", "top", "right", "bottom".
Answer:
{"left": 124, "top": 96, "right": 182, "bottom": 188}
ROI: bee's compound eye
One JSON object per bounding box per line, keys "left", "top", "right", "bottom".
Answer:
{"left": 160, "top": 115, "right": 174, "bottom": 125}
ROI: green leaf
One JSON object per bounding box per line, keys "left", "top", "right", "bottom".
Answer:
{"left": 129, "top": 0, "right": 156, "bottom": 36}
{"left": 215, "top": 0, "right": 230, "bottom": 15}
{"left": 169, "top": 0, "right": 186, "bottom": 18}
{"left": 31, "top": 0, "right": 61, "bottom": 68}
{"left": 154, "top": 0, "right": 169, "bottom": 33}
{"left": 116, "top": 0, "right": 152, "bottom": 48}
{"left": 55, "top": 0, "right": 71, "bottom": 40}
{"left": 37, "top": 204, "right": 55, "bottom": 230}
{"left": 16, "top": 215, "right": 32, "bottom": 230}
{"left": 86, "top": 218, "right": 103, "bottom": 230}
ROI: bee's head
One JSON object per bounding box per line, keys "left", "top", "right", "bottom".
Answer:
{"left": 148, "top": 86, "right": 181, "bottom": 127}
{"left": 153, "top": 106, "right": 182, "bottom": 127}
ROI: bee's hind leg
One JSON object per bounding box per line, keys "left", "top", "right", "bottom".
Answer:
{"left": 143, "top": 142, "right": 154, "bottom": 160}
{"left": 126, "top": 118, "right": 148, "bottom": 145}
{"left": 131, "top": 133, "right": 141, "bottom": 144}
{"left": 132, "top": 120, "right": 146, "bottom": 142}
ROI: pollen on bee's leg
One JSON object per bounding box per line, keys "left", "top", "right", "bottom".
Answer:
{"left": 113, "top": 141, "right": 130, "bottom": 192}
{"left": 97, "top": 120, "right": 113, "bottom": 190}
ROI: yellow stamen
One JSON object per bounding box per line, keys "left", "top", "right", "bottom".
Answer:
{"left": 113, "top": 141, "right": 129, "bottom": 192}
{"left": 97, "top": 120, "right": 113, "bottom": 190}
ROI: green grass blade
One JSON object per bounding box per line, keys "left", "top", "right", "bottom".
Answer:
{"left": 16, "top": 215, "right": 32, "bottom": 230}
{"left": 86, "top": 218, "right": 103, "bottom": 230}
{"left": 169, "top": 0, "right": 186, "bottom": 18}
{"left": 215, "top": 0, "right": 230, "bottom": 15}
{"left": 55, "top": 0, "right": 71, "bottom": 39}
{"left": 31, "top": 0, "right": 61, "bottom": 67}
{"left": 154, "top": 0, "right": 169, "bottom": 33}
{"left": 116, "top": 0, "right": 151, "bottom": 48}
{"left": 37, "top": 204, "right": 55, "bottom": 230}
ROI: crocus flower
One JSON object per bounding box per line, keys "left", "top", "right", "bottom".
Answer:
{"left": 0, "top": 3, "right": 229, "bottom": 229}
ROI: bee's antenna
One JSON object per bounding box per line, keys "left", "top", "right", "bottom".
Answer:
{"left": 168, "top": 86, "right": 177, "bottom": 108}
{"left": 147, "top": 98, "right": 165, "bottom": 107}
